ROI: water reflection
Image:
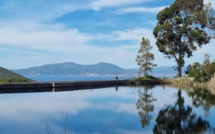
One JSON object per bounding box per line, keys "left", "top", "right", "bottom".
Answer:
{"left": 0, "top": 86, "right": 215, "bottom": 134}
{"left": 46, "top": 111, "right": 70, "bottom": 134}
{"left": 136, "top": 85, "right": 156, "bottom": 128}
{"left": 153, "top": 89, "right": 210, "bottom": 134}
{"left": 187, "top": 88, "right": 215, "bottom": 116}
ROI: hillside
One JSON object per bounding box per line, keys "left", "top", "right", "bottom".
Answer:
{"left": 13, "top": 62, "right": 137, "bottom": 76}
{"left": 13, "top": 62, "right": 185, "bottom": 77}
{"left": 0, "top": 66, "right": 32, "bottom": 83}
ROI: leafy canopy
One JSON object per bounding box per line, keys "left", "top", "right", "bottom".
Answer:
{"left": 153, "top": 0, "right": 214, "bottom": 77}
{"left": 186, "top": 54, "right": 215, "bottom": 82}
{"left": 136, "top": 37, "right": 157, "bottom": 77}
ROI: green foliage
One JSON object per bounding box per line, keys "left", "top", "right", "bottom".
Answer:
{"left": 128, "top": 75, "right": 159, "bottom": 86}
{"left": 208, "top": 74, "right": 215, "bottom": 93}
{"left": 136, "top": 37, "right": 157, "bottom": 77}
{"left": 186, "top": 54, "right": 215, "bottom": 82}
{"left": 0, "top": 77, "right": 31, "bottom": 83}
{"left": 0, "top": 66, "right": 32, "bottom": 83}
{"left": 153, "top": 0, "right": 214, "bottom": 77}
{"left": 139, "top": 75, "right": 158, "bottom": 80}
{"left": 133, "top": 75, "right": 159, "bottom": 82}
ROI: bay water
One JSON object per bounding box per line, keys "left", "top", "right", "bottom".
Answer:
{"left": 0, "top": 83, "right": 215, "bottom": 133}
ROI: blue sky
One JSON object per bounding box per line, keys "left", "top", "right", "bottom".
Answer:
{"left": 0, "top": 0, "right": 215, "bottom": 69}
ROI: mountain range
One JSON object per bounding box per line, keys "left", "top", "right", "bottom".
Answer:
{"left": 13, "top": 62, "right": 136, "bottom": 76}
{"left": 12, "top": 62, "right": 185, "bottom": 77}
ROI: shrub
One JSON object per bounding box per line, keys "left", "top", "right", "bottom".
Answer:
{"left": 186, "top": 54, "right": 215, "bottom": 82}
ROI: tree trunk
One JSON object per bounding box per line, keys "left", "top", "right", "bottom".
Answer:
{"left": 178, "top": 65, "right": 182, "bottom": 77}
{"left": 178, "top": 51, "right": 182, "bottom": 77}
{"left": 176, "top": 59, "right": 182, "bottom": 77}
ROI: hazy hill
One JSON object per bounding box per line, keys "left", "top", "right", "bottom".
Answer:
{"left": 13, "top": 62, "right": 137, "bottom": 76}
{"left": 13, "top": 62, "right": 185, "bottom": 77}
{"left": 152, "top": 66, "right": 185, "bottom": 77}
{"left": 0, "top": 66, "right": 32, "bottom": 83}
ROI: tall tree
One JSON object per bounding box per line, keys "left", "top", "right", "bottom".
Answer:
{"left": 153, "top": 0, "right": 215, "bottom": 77}
{"left": 136, "top": 37, "right": 157, "bottom": 77}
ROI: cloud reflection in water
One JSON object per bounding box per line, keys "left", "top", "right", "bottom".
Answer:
{"left": 0, "top": 86, "right": 214, "bottom": 134}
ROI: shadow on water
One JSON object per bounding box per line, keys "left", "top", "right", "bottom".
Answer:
{"left": 136, "top": 85, "right": 156, "bottom": 128}
{"left": 136, "top": 85, "right": 215, "bottom": 133}
{"left": 187, "top": 88, "right": 215, "bottom": 117}
{"left": 153, "top": 89, "right": 211, "bottom": 134}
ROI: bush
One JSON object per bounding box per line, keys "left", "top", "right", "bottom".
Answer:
{"left": 186, "top": 58, "right": 215, "bottom": 82}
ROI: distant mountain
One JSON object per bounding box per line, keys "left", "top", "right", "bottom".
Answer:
{"left": 152, "top": 66, "right": 186, "bottom": 77}
{"left": 13, "top": 62, "right": 186, "bottom": 77}
{"left": 13, "top": 62, "right": 137, "bottom": 76}
{"left": 0, "top": 66, "right": 32, "bottom": 82}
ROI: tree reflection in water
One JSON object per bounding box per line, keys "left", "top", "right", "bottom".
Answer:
{"left": 187, "top": 88, "right": 215, "bottom": 117}
{"left": 136, "top": 85, "right": 156, "bottom": 128}
{"left": 153, "top": 90, "right": 210, "bottom": 134}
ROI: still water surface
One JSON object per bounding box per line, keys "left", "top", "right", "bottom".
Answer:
{"left": 0, "top": 85, "right": 215, "bottom": 134}
{"left": 27, "top": 75, "right": 135, "bottom": 82}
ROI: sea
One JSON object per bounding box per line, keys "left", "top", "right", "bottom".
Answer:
{"left": 26, "top": 75, "right": 137, "bottom": 82}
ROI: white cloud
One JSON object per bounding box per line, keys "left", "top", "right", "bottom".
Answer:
{"left": 94, "top": 28, "right": 155, "bottom": 43}
{"left": 90, "top": 0, "right": 150, "bottom": 11}
{"left": 204, "top": 0, "right": 215, "bottom": 8}
{"left": 116, "top": 6, "right": 167, "bottom": 14}
{"left": 111, "top": 28, "right": 154, "bottom": 42}
{"left": 0, "top": 0, "right": 86, "bottom": 23}
{"left": 0, "top": 21, "right": 141, "bottom": 69}
{"left": 0, "top": 0, "right": 163, "bottom": 69}
{"left": 2, "top": 0, "right": 213, "bottom": 69}
{"left": 0, "top": 22, "right": 92, "bottom": 52}
{"left": 0, "top": 21, "right": 172, "bottom": 69}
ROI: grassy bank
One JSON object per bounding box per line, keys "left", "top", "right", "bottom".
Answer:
{"left": 128, "top": 76, "right": 171, "bottom": 86}
{"left": 208, "top": 74, "right": 215, "bottom": 95}
{"left": 0, "top": 77, "right": 33, "bottom": 83}
{"left": 0, "top": 66, "right": 33, "bottom": 83}
{"left": 170, "top": 77, "right": 207, "bottom": 88}
{"left": 170, "top": 76, "right": 215, "bottom": 96}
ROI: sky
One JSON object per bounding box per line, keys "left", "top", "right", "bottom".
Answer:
{"left": 0, "top": 0, "right": 215, "bottom": 69}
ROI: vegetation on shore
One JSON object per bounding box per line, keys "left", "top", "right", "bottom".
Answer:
{"left": 185, "top": 54, "right": 215, "bottom": 83}
{"left": 136, "top": 37, "right": 157, "bottom": 78}
{"left": 128, "top": 75, "right": 162, "bottom": 86}
{"left": 207, "top": 74, "right": 215, "bottom": 95}
{"left": 170, "top": 75, "right": 215, "bottom": 96}
{"left": 153, "top": 0, "right": 215, "bottom": 77}
{"left": 0, "top": 66, "right": 32, "bottom": 83}
{"left": 136, "top": 0, "right": 215, "bottom": 86}
{"left": 171, "top": 54, "right": 215, "bottom": 92}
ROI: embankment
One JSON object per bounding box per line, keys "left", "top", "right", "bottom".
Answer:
{"left": 0, "top": 79, "right": 167, "bottom": 94}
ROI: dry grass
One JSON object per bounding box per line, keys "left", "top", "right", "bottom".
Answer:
{"left": 169, "top": 75, "right": 215, "bottom": 96}
{"left": 171, "top": 77, "right": 207, "bottom": 89}
{"left": 208, "top": 74, "right": 215, "bottom": 95}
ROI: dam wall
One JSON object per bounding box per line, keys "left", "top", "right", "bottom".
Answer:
{"left": 0, "top": 79, "right": 167, "bottom": 94}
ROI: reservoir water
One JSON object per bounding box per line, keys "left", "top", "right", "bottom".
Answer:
{"left": 0, "top": 85, "right": 215, "bottom": 134}
{"left": 27, "top": 75, "right": 135, "bottom": 82}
